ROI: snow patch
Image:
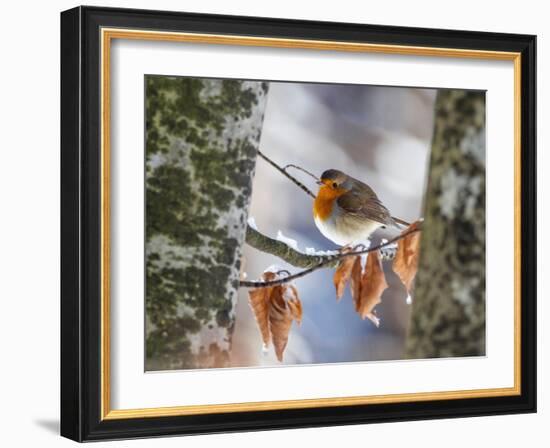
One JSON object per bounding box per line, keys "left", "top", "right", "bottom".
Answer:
{"left": 247, "top": 216, "right": 258, "bottom": 230}
{"left": 360, "top": 253, "right": 369, "bottom": 270}
{"left": 264, "top": 264, "right": 285, "bottom": 275}
{"left": 276, "top": 230, "right": 299, "bottom": 251}
{"left": 369, "top": 315, "right": 381, "bottom": 327}
{"left": 283, "top": 285, "right": 298, "bottom": 300}
{"left": 305, "top": 247, "right": 339, "bottom": 256}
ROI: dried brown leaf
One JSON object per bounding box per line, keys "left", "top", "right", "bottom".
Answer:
{"left": 357, "top": 250, "right": 388, "bottom": 326}
{"left": 285, "top": 285, "right": 303, "bottom": 324}
{"left": 333, "top": 256, "right": 356, "bottom": 300}
{"left": 350, "top": 256, "right": 363, "bottom": 311}
{"left": 269, "top": 286, "right": 293, "bottom": 362}
{"left": 247, "top": 271, "right": 276, "bottom": 347}
{"left": 249, "top": 272, "right": 303, "bottom": 362}
{"left": 393, "top": 221, "right": 422, "bottom": 294}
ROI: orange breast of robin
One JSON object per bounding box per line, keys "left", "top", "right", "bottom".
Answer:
{"left": 313, "top": 185, "right": 347, "bottom": 221}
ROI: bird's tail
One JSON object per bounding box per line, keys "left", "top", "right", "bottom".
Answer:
{"left": 391, "top": 216, "right": 411, "bottom": 228}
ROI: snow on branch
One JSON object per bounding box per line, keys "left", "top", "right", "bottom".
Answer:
{"left": 244, "top": 225, "right": 340, "bottom": 270}
{"left": 241, "top": 225, "right": 419, "bottom": 288}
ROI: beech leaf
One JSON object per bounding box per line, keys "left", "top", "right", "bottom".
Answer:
{"left": 357, "top": 250, "right": 388, "bottom": 326}
{"left": 285, "top": 285, "right": 303, "bottom": 324}
{"left": 350, "top": 256, "right": 363, "bottom": 310}
{"left": 269, "top": 286, "right": 294, "bottom": 362}
{"left": 247, "top": 271, "right": 276, "bottom": 347}
{"left": 248, "top": 271, "right": 303, "bottom": 362}
{"left": 393, "top": 221, "right": 422, "bottom": 296}
{"left": 333, "top": 255, "right": 356, "bottom": 300}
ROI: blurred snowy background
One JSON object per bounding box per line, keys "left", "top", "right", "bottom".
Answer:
{"left": 231, "top": 82, "right": 437, "bottom": 367}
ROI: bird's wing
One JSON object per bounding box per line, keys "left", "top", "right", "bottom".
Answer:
{"left": 337, "top": 186, "right": 394, "bottom": 226}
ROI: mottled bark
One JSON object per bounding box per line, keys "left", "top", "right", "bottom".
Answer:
{"left": 145, "top": 76, "right": 269, "bottom": 370}
{"left": 406, "top": 90, "right": 486, "bottom": 358}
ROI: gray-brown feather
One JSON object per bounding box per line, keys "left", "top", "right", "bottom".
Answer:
{"left": 336, "top": 178, "right": 395, "bottom": 227}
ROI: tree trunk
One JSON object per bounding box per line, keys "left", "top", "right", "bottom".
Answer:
{"left": 406, "top": 90, "right": 486, "bottom": 359}
{"left": 145, "top": 76, "right": 269, "bottom": 370}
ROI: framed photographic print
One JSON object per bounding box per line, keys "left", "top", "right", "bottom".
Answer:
{"left": 60, "top": 6, "right": 536, "bottom": 442}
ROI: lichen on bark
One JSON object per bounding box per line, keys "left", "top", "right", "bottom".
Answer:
{"left": 145, "top": 76, "right": 269, "bottom": 370}
{"left": 406, "top": 90, "right": 486, "bottom": 359}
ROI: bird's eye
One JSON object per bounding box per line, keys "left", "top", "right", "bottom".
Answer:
{"left": 332, "top": 182, "right": 338, "bottom": 189}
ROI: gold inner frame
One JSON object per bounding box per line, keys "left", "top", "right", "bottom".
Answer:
{"left": 100, "top": 27, "right": 522, "bottom": 420}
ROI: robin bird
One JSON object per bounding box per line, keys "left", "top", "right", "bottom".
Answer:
{"left": 313, "top": 169, "right": 407, "bottom": 246}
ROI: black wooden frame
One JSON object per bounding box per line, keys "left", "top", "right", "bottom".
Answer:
{"left": 61, "top": 5, "right": 536, "bottom": 442}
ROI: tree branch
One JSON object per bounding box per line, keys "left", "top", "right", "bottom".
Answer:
{"left": 245, "top": 226, "right": 337, "bottom": 269}
{"left": 257, "top": 149, "right": 316, "bottom": 198}
{"left": 240, "top": 226, "right": 420, "bottom": 288}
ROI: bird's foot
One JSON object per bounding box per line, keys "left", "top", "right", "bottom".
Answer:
{"left": 338, "top": 243, "right": 367, "bottom": 254}
{"left": 338, "top": 244, "right": 353, "bottom": 254}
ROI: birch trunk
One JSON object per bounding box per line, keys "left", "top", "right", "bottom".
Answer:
{"left": 145, "top": 76, "right": 269, "bottom": 370}
{"left": 406, "top": 90, "right": 486, "bottom": 358}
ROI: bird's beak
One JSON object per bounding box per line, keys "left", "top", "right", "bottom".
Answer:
{"left": 316, "top": 180, "right": 324, "bottom": 186}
